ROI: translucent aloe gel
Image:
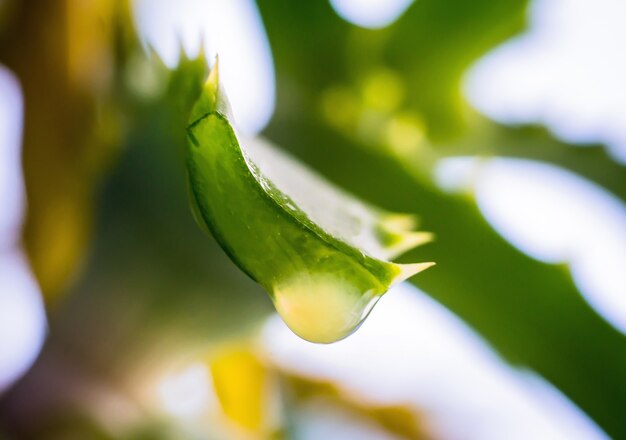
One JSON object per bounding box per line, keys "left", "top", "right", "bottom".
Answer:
{"left": 186, "top": 62, "right": 434, "bottom": 343}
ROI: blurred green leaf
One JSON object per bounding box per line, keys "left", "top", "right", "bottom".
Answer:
{"left": 257, "top": 0, "right": 528, "bottom": 140}
{"left": 284, "top": 373, "right": 433, "bottom": 440}
{"left": 442, "top": 120, "right": 626, "bottom": 204}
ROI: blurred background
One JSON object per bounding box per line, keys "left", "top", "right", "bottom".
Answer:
{"left": 1, "top": 0, "right": 626, "bottom": 438}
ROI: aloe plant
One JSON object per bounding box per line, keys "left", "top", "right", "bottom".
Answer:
{"left": 185, "top": 62, "right": 434, "bottom": 343}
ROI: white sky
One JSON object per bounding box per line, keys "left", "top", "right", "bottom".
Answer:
{"left": 465, "top": 0, "right": 626, "bottom": 164}
{"left": 329, "top": 0, "right": 414, "bottom": 29}
{"left": 0, "top": 68, "right": 46, "bottom": 392}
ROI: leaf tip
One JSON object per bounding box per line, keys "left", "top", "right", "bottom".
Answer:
{"left": 188, "top": 55, "right": 231, "bottom": 125}
{"left": 390, "top": 231, "right": 434, "bottom": 257}
{"left": 206, "top": 54, "right": 220, "bottom": 92}
{"left": 391, "top": 261, "right": 435, "bottom": 286}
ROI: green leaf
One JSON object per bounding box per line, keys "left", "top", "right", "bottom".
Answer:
{"left": 441, "top": 120, "right": 626, "bottom": 205}
{"left": 186, "top": 63, "right": 433, "bottom": 343}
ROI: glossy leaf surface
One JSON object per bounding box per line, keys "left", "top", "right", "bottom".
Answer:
{"left": 186, "top": 64, "right": 433, "bottom": 343}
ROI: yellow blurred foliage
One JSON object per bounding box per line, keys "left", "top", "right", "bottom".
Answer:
{"left": 210, "top": 346, "right": 278, "bottom": 437}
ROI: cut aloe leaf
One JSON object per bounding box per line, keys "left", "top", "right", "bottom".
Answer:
{"left": 186, "top": 62, "right": 434, "bottom": 343}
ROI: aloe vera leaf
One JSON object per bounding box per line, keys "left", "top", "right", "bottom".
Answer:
{"left": 186, "top": 63, "right": 433, "bottom": 343}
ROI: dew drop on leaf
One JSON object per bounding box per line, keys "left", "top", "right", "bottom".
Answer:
{"left": 271, "top": 274, "right": 380, "bottom": 343}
